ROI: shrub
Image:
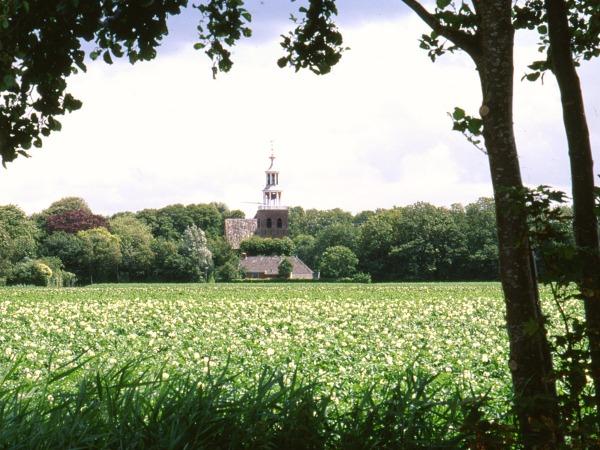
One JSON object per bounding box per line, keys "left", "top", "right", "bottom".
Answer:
{"left": 7, "top": 260, "right": 53, "bottom": 286}
{"left": 215, "top": 259, "right": 243, "bottom": 281}
{"left": 278, "top": 257, "right": 293, "bottom": 279}
{"left": 351, "top": 272, "right": 372, "bottom": 283}
{"left": 61, "top": 271, "right": 78, "bottom": 287}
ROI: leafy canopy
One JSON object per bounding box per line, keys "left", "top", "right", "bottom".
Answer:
{"left": 0, "top": 0, "right": 344, "bottom": 165}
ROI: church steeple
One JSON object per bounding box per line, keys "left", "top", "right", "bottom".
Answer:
{"left": 254, "top": 144, "right": 289, "bottom": 238}
{"left": 262, "top": 147, "right": 282, "bottom": 208}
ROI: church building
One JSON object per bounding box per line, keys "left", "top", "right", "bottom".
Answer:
{"left": 224, "top": 150, "right": 314, "bottom": 280}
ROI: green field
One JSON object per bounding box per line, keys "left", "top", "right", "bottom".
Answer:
{"left": 0, "top": 282, "right": 523, "bottom": 402}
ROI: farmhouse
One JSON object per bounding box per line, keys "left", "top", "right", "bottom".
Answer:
{"left": 240, "top": 255, "right": 313, "bottom": 280}
{"left": 225, "top": 150, "right": 315, "bottom": 279}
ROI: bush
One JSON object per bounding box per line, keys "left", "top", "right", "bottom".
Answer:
{"left": 7, "top": 260, "right": 53, "bottom": 286}
{"left": 215, "top": 259, "right": 243, "bottom": 281}
{"left": 319, "top": 245, "right": 359, "bottom": 280}
{"left": 61, "top": 271, "right": 78, "bottom": 287}
{"left": 278, "top": 257, "right": 293, "bottom": 279}
{"left": 351, "top": 272, "right": 372, "bottom": 283}
{"left": 0, "top": 277, "right": 6, "bottom": 286}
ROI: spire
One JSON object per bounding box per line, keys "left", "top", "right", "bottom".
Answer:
{"left": 268, "top": 140, "right": 275, "bottom": 170}
{"left": 262, "top": 142, "right": 283, "bottom": 208}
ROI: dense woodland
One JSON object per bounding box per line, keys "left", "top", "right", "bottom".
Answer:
{"left": 0, "top": 196, "right": 507, "bottom": 285}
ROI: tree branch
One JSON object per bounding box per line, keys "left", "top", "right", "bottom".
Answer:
{"left": 401, "top": 0, "right": 481, "bottom": 61}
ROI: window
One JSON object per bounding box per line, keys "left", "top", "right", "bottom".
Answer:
{"left": 277, "top": 218, "right": 283, "bottom": 228}
{"left": 267, "top": 218, "right": 272, "bottom": 228}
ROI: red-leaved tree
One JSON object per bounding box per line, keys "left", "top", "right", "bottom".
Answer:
{"left": 46, "top": 209, "right": 108, "bottom": 234}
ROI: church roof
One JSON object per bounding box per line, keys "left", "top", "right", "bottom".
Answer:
{"left": 224, "top": 218, "right": 258, "bottom": 249}
{"left": 240, "top": 256, "right": 313, "bottom": 276}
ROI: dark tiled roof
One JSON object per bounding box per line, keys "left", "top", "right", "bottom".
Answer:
{"left": 240, "top": 256, "right": 313, "bottom": 275}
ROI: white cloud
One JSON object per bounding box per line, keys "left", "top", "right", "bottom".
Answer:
{"left": 0, "top": 14, "right": 598, "bottom": 217}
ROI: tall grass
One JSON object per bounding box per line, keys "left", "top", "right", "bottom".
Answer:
{"left": 0, "top": 360, "right": 505, "bottom": 449}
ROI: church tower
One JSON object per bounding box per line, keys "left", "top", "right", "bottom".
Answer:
{"left": 255, "top": 149, "right": 289, "bottom": 238}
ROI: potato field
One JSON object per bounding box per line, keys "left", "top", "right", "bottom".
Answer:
{"left": 1, "top": 283, "right": 521, "bottom": 399}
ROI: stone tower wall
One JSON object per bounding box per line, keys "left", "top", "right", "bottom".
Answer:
{"left": 254, "top": 209, "right": 289, "bottom": 238}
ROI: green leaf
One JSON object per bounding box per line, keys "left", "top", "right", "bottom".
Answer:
{"left": 277, "top": 57, "right": 288, "bottom": 68}
{"left": 103, "top": 51, "right": 113, "bottom": 65}
{"left": 2, "top": 74, "right": 16, "bottom": 89}
{"left": 467, "top": 118, "right": 483, "bottom": 135}
{"left": 193, "top": 43, "right": 206, "bottom": 50}
{"left": 436, "top": 0, "right": 452, "bottom": 9}
{"left": 452, "top": 107, "right": 465, "bottom": 120}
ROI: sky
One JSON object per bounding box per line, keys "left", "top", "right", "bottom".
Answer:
{"left": 1, "top": 1, "right": 599, "bottom": 218}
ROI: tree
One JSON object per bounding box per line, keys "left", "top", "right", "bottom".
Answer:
{"left": 314, "top": 223, "right": 360, "bottom": 260}
{"left": 390, "top": 203, "right": 467, "bottom": 281}
{"left": 515, "top": 0, "right": 600, "bottom": 418}
{"left": 358, "top": 210, "right": 398, "bottom": 280}
{"left": 187, "top": 203, "right": 225, "bottom": 237}
{"left": 319, "top": 246, "right": 358, "bottom": 280}
{"left": 136, "top": 203, "right": 227, "bottom": 241}
{"left": 288, "top": 207, "right": 354, "bottom": 238}
{"left": 182, "top": 225, "right": 213, "bottom": 281}
{"left": 240, "top": 236, "right": 295, "bottom": 256}
{"left": 545, "top": 1, "right": 600, "bottom": 415}
{"left": 277, "top": 258, "right": 293, "bottom": 280}
{"left": 353, "top": 210, "right": 375, "bottom": 226}
{"left": 46, "top": 209, "right": 108, "bottom": 234}
{"left": 39, "top": 231, "right": 87, "bottom": 279}
{"left": 0, "top": 1, "right": 568, "bottom": 443}
{"left": 109, "top": 215, "right": 155, "bottom": 281}
{"left": 462, "top": 198, "right": 498, "bottom": 280}
{"left": 0, "top": 205, "right": 38, "bottom": 270}
{"left": 33, "top": 197, "right": 92, "bottom": 228}
{"left": 0, "top": 224, "right": 10, "bottom": 277}
{"left": 77, "top": 227, "right": 122, "bottom": 284}
{"left": 293, "top": 234, "right": 318, "bottom": 269}
{"left": 39, "top": 197, "right": 92, "bottom": 217}
{"left": 151, "top": 238, "right": 197, "bottom": 282}
{"left": 400, "top": 0, "right": 560, "bottom": 444}
{"left": 0, "top": 0, "right": 346, "bottom": 165}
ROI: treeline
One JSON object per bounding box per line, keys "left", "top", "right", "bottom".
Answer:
{"left": 0, "top": 196, "right": 505, "bottom": 285}
{"left": 0, "top": 197, "right": 244, "bottom": 285}
{"left": 288, "top": 199, "right": 500, "bottom": 281}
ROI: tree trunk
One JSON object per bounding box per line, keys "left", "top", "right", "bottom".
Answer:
{"left": 546, "top": 0, "right": 600, "bottom": 416}
{"left": 475, "top": 2, "right": 561, "bottom": 447}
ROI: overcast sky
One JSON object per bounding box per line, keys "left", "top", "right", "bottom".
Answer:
{"left": 1, "top": 1, "right": 599, "bottom": 218}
